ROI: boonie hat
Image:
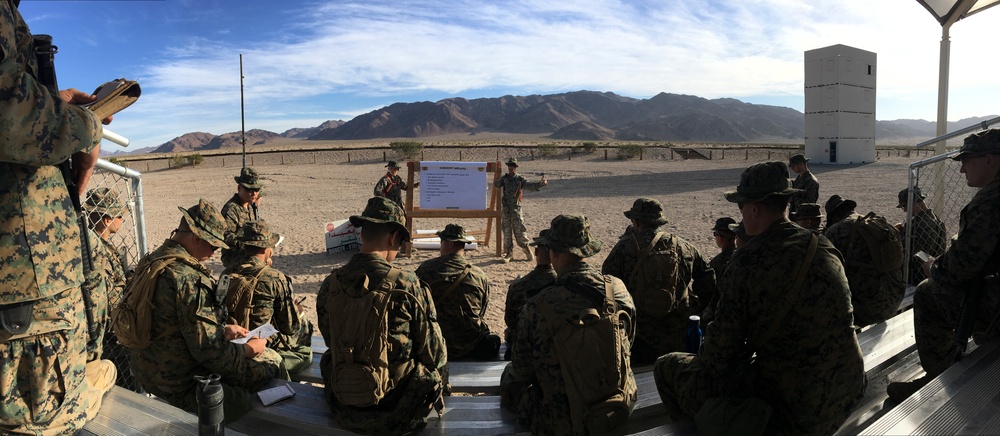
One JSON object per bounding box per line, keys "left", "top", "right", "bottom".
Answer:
{"left": 529, "top": 229, "right": 550, "bottom": 247}
{"left": 789, "top": 154, "right": 809, "bottom": 165}
{"left": 349, "top": 197, "right": 411, "bottom": 242}
{"left": 506, "top": 157, "right": 518, "bottom": 167}
{"left": 437, "top": 223, "right": 471, "bottom": 243}
{"left": 824, "top": 195, "right": 857, "bottom": 217}
{"left": 952, "top": 129, "right": 1000, "bottom": 161}
{"left": 724, "top": 161, "right": 803, "bottom": 203}
{"left": 240, "top": 220, "right": 281, "bottom": 249}
{"left": 795, "top": 203, "right": 822, "bottom": 220}
{"left": 712, "top": 217, "right": 737, "bottom": 234}
{"left": 532, "top": 214, "right": 602, "bottom": 258}
{"left": 177, "top": 199, "right": 229, "bottom": 249}
{"left": 86, "top": 187, "right": 127, "bottom": 217}
{"left": 897, "top": 187, "right": 927, "bottom": 208}
{"left": 623, "top": 197, "right": 669, "bottom": 226}
{"left": 234, "top": 167, "right": 262, "bottom": 190}
{"left": 386, "top": 160, "right": 401, "bottom": 169}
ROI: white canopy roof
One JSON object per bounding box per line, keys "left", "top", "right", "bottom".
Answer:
{"left": 915, "top": 0, "right": 1000, "bottom": 25}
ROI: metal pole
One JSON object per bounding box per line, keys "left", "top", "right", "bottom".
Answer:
{"left": 240, "top": 54, "right": 246, "bottom": 168}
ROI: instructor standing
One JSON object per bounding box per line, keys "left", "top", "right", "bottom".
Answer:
{"left": 494, "top": 157, "right": 547, "bottom": 262}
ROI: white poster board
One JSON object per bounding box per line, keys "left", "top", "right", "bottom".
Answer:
{"left": 324, "top": 219, "right": 360, "bottom": 253}
{"left": 419, "top": 161, "right": 487, "bottom": 210}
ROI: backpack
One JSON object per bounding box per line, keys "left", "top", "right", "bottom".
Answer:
{"left": 111, "top": 254, "right": 189, "bottom": 349}
{"left": 848, "top": 212, "right": 904, "bottom": 273}
{"left": 222, "top": 266, "right": 270, "bottom": 329}
{"left": 541, "top": 277, "right": 636, "bottom": 434}
{"left": 325, "top": 267, "right": 419, "bottom": 407}
{"left": 628, "top": 232, "right": 683, "bottom": 317}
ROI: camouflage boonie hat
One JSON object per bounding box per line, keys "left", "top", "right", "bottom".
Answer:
{"left": 529, "top": 229, "right": 550, "bottom": 247}
{"left": 349, "top": 197, "right": 411, "bottom": 242}
{"left": 789, "top": 154, "right": 809, "bottom": 165}
{"left": 897, "top": 187, "right": 927, "bottom": 208}
{"left": 386, "top": 160, "right": 401, "bottom": 169}
{"left": 240, "top": 220, "right": 281, "bottom": 249}
{"left": 533, "top": 214, "right": 602, "bottom": 258}
{"left": 728, "top": 221, "right": 747, "bottom": 240}
{"left": 623, "top": 197, "right": 669, "bottom": 226}
{"left": 952, "top": 129, "right": 1000, "bottom": 161}
{"left": 724, "top": 161, "right": 803, "bottom": 203}
{"left": 177, "top": 199, "right": 229, "bottom": 249}
{"left": 712, "top": 216, "right": 737, "bottom": 234}
{"left": 436, "top": 223, "right": 471, "bottom": 243}
{"left": 824, "top": 195, "right": 857, "bottom": 217}
{"left": 86, "top": 187, "right": 127, "bottom": 217}
{"left": 795, "top": 203, "right": 822, "bottom": 220}
{"left": 506, "top": 157, "right": 518, "bottom": 167}
{"left": 234, "top": 167, "right": 262, "bottom": 189}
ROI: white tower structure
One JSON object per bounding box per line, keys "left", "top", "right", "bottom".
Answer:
{"left": 804, "top": 44, "right": 876, "bottom": 164}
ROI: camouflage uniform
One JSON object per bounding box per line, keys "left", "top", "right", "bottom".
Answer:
{"left": 221, "top": 168, "right": 261, "bottom": 269}
{"left": 903, "top": 209, "right": 947, "bottom": 286}
{"left": 416, "top": 252, "right": 499, "bottom": 360}
{"left": 708, "top": 247, "right": 735, "bottom": 277}
{"left": 316, "top": 197, "right": 447, "bottom": 434}
{"left": 504, "top": 264, "right": 557, "bottom": 350}
{"left": 82, "top": 229, "right": 110, "bottom": 362}
{"left": 130, "top": 202, "right": 281, "bottom": 423}
{"left": 655, "top": 162, "right": 864, "bottom": 436}
{"left": 502, "top": 215, "right": 637, "bottom": 435}
{"left": 494, "top": 159, "right": 545, "bottom": 257}
{"left": 825, "top": 213, "right": 905, "bottom": 327}
{"left": 1, "top": 0, "right": 104, "bottom": 432}
{"left": 373, "top": 173, "right": 410, "bottom": 209}
{"left": 602, "top": 198, "right": 717, "bottom": 364}
{"left": 790, "top": 171, "right": 819, "bottom": 212}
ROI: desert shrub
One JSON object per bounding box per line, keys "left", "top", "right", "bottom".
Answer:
{"left": 616, "top": 143, "right": 646, "bottom": 160}
{"left": 186, "top": 154, "right": 204, "bottom": 167}
{"left": 107, "top": 157, "right": 124, "bottom": 166}
{"left": 581, "top": 142, "right": 598, "bottom": 154}
{"left": 537, "top": 143, "right": 558, "bottom": 157}
{"left": 170, "top": 155, "right": 187, "bottom": 169}
{"left": 390, "top": 141, "right": 424, "bottom": 160}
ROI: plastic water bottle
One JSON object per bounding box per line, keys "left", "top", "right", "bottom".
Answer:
{"left": 685, "top": 315, "right": 703, "bottom": 354}
{"left": 195, "top": 374, "right": 225, "bottom": 435}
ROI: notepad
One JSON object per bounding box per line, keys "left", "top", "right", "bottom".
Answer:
{"left": 229, "top": 323, "right": 278, "bottom": 344}
{"left": 258, "top": 384, "right": 295, "bottom": 406}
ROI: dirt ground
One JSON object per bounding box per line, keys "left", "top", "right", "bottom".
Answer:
{"left": 135, "top": 149, "right": 922, "bottom": 336}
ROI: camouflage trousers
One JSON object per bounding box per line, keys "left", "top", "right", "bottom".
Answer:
{"left": 632, "top": 312, "right": 690, "bottom": 365}
{"left": 501, "top": 206, "right": 530, "bottom": 256}
{"left": 0, "top": 289, "right": 89, "bottom": 435}
{"left": 913, "top": 278, "right": 1000, "bottom": 377}
{"left": 325, "top": 362, "right": 444, "bottom": 435}
{"left": 171, "top": 348, "right": 285, "bottom": 424}
{"left": 82, "top": 271, "right": 108, "bottom": 363}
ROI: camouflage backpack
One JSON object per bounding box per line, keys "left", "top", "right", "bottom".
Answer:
{"left": 111, "top": 254, "right": 190, "bottom": 349}
{"left": 848, "top": 212, "right": 904, "bottom": 273}
{"left": 221, "top": 266, "right": 270, "bottom": 329}
{"left": 628, "top": 232, "right": 684, "bottom": 317}
{"left": 540, "top": 277, "right": 636, "bottom": 433}
{"left": 323, "top": 267, "right": 419, "bottom": 407}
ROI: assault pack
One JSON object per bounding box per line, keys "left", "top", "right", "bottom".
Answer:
{"left": 112, "top": 254, "right": 191, "bottom": 349}
{"left": 221, "top": 266, "right": 270, "bottom": 328}
{"left": 628, "top": 232, "right": 684, "bottom": 317}
{"left": 848, "top": 212, "right": 904, "bottom": 273}
{"left": 540, "top": 277, "right": 636, "bottom": 433}
{"left": 324, "top": 267, "right": 419, "bottom": 407}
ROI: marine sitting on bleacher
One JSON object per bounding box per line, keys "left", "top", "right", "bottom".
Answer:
{"left": 655, "top": 162, "right": 865, "bottom": 435}
{"left": 222, "top": 220, "right": 313, "bottom": 375}
{"left": 602, "top": 197, "right": 717, "bottom": 365}
{"left": 128, "top": 200, "right": 283, "bottom": 423}
{"left": 501, "top": 214, "right": 637, "bottom": 435}
{"left": 887, "top": 129, "right": 1000, "bottom": 402}
{"left": 503, "top": 229, "right": 558, "bottom": 361}
{"left": 316, "top": 196, "right": 447, "bottom": 434}
{"left": 416, "top": 223, "right": 501, "bottom": 361}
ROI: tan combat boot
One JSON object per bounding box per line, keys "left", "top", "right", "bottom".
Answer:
{"left": 502, "top": 252, "right": 512, "bottom": 263}
{"left": 522, "top": 246, "right": 534, "bottom": 261}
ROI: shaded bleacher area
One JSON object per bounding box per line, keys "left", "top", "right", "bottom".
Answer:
{"left": 86, "top": 285, "right": 1000, "bottom": 435}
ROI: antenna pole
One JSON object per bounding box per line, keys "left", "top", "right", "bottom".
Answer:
{"left": 240, "top": 53, "right": 246, "bottom": 168}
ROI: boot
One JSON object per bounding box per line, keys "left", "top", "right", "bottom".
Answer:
{"left": 502, "top": 252, "right": 512, "bottom": 263}
{"left": 886, "top": 375, "right": 932, "bottom": 403}
{"left": 522, "top": 246, "right": 534, "bottom": 261}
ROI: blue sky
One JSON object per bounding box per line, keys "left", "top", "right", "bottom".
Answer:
{"left": 17, "top": 0, "right": 1000, "bottom": 152}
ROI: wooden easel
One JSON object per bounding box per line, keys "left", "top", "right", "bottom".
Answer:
{"left": 402, "top": 161, "right": 503, "bottom": 257}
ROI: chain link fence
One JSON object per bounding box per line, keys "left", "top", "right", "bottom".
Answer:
{"left": 86, "top": 158, "right": 148, "bottom": 392}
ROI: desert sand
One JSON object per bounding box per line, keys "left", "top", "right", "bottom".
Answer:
{"left": 132, "top": 148, "right": 927, "bottom": 337}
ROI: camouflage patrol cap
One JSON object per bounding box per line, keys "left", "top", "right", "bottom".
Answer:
{"left": 239, "top": 220, "right": 281, "bottom": 249}
{"left": 623, "top": 197, "right": 669, "bottom": 226}
{"left": 952, "top": 129, "right": 1000, "bottom": 161}
{"left": 177, "top": 199, "right": 229, "bottom": 249}
{"left": 386, "top": 160, "right": 401, "bottom": 169}
{"left": 529, "top": 229, "right": 551, "bottom": 247}
{"left": 789, "top": 154, "right": 809, "bottom": 165}
{"left": 897, "top": 187, "right": 927, "bottom": 208}
{"left": 234, "top": 167, "right": 262, "bottom": 189}
{"left": 724, "top": 161, "right": 803, "bottom": 203}
{"left": 506, "top": 157, "right": 518, "bottom": 167}
{"left": 795, "top": 203, "right": 822, "bottom": 220}
{"left": 437, "top": 223, "right": 472, "bottom": 243}
{"left": 86, "top": 187, "right": 126, "bottom": 217}
{"left": 824, "top": 195, "right": 857, "bottom": 217}
{"left": 533, "top": 214, "right": 602, "bottom": 258}
{"left": 349, "top": 197, "right": 411, "bottom": 242}
{"left": 712, "top": 217, "right": 737, "bottom": 234}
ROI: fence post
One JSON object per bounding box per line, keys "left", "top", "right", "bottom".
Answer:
{"left": 222, "top": 157, "right": 225, "bottom": 167}
{"left": 767, "top": 151, "right": 771, "bottom": 160}
{"left": 671, "top": 149, "right": 674, "bottom": 160}
{"left": 313, "top": 153, "right": 316, "bottom": 164}
{"left": 745, "top": 150, "right": 749, "bottom": 160}
{"left": 251, "top": 156, "right": 254, "bottom": 166}
{"left": 531, "top": 150, "right": 534, "bottom": 161}
{"left": 459, "top": 150, "right": 462, "bottom": 161}
{"left": 348, "top": 152, "right": 351, "bottom": 163}
{"left": 281, "top": 155, "right": 284, "bottom": 165}
{"left": 568, "top": 148, "right": 571, "bottom": 160}
{"left": 383, "top": 151, "right": 386, "bottom": 162}
{"left": 640, "top": 148, "right": 643, "bottom": 161}
{"left": 604, "top": 149, "right": 608, "bottom": 160}
{"left": 710, "top": 150, "right": 713, "bottom": 160}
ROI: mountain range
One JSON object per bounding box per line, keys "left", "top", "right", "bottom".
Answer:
{"left": 118, "top": 91, "right": 997, "bottom": 155}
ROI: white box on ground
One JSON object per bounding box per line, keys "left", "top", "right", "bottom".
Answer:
{"left": 411, "top": 229, "right": 478, "bottom": 251}
{"left": 325, "top": 219, "right": 360, "bottom": 253}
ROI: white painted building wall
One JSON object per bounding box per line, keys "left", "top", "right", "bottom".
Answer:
{"left": 804, "top": 44, "right": 877, "bottom": 164}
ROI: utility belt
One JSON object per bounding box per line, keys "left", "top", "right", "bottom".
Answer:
{"left": 0, "top": 300, "right": 36, "bottom": 335}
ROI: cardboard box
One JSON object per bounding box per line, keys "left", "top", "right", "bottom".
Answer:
{"left": 325, "top": 219, "right": 360, "bottom": 254}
